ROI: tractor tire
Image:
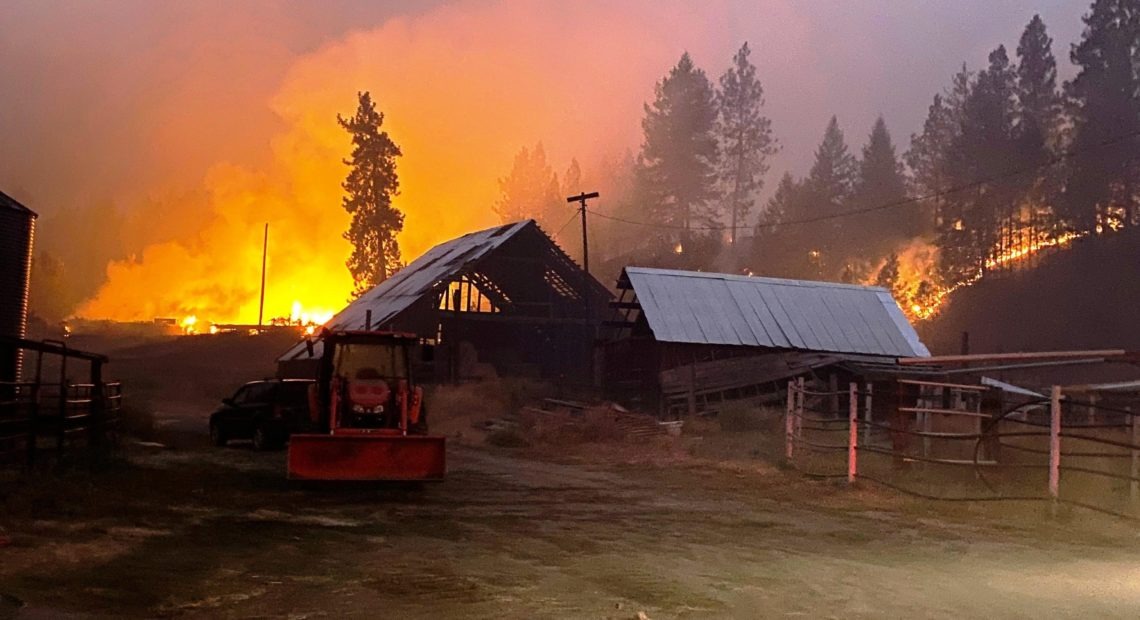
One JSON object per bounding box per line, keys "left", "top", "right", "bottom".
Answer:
{"left": 209, "top": 421, "right": 228, "bottom": 447}
{"left": 410, "top": 403, "right": 429, "bottom": 434}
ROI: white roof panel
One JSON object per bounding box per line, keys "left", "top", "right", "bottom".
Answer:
{"left": 624, "top": 267, "right": 930, "bottom": 358}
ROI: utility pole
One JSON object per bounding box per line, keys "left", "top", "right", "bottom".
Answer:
{"left": 566, "top": 191, "right": 599, "bottom": 277}
{"left": 566, "top": 191, "right": 599, "bottom": 388}
{"left": 258, "top": 222, "right": 268, "bottom": 327}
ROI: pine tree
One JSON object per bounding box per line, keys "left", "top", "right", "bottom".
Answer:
{"left": 1063, "top": 0, "right": 1140, "bottom": 232}
{"left": 1017, "top": 15, "right": 1061, "bottom": 156}
{"left": 716, "top": 42, "right": 777, "bottom": 246}
{"left": 907, "top": 94, "right": 957, "bottom": 225}
{"left": 493, "top": 142, "right": 562, "bottom": 232}
{"left": 561, "top": 158, "right": 583, "bottom": 197}
{"left": 752, "top": 173, "right": 811, "bottom": 278}
{"left": 852, "top": 117, "right": 918, "bottom": 256}
{"left": 1015, "top": 14, "right": 1063, "bottom": 257}
{"left": 947, "top": 47, "right": 1019, "bottom": 276}
{"left": 338, "top": 91, "right": 403, "bottom": 297}
{"left": 807, "top": 116, "right": 858, "bottom": 211}
{"left": 799, "top": 116, "right": 857, "bottom": 273}
{"left": 639, "top": 52, "right": 721, "bottom": 240}
{"left": 911, "top": 65, "right": 974, "bottom": 282}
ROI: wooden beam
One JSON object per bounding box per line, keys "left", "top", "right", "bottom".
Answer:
{"left": 609, "top": 301, "right": 641, "bottom": 309}
{"left": 898, "top": 350, "right": 1129, "bottom": 366}
{"left": 897, "top": 378, "right": 988, "bottom": 391}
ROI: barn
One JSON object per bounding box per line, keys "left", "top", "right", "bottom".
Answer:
{"left": 277, "top": 220, "right": 612, "bottom": 383}
{"left": 602, "top": 267, "right": 930, "bottom": 415}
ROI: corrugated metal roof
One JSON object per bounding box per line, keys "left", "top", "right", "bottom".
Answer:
{"left": 624, "top": 267, "right": 930, "bottom": 358}
{"left": 279, "top": 220, "right": 534, "bottom": 362}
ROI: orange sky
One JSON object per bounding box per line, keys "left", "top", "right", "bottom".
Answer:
{"left": 0, "top": 0, "right": 1084, "bottom": 324}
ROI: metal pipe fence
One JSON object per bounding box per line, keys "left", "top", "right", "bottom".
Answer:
{"left": 784, "top": 378, "right": 1140, "bottom": 520}
{"left": 0, "top": 336, "right": 122, "bottom": 467}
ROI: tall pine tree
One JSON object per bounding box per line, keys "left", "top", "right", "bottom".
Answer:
{"left": 947, "top": 47, "right": 1019, "bottom": 276}
{"left": 907, "top": 94, "right": 957, "bottom": 227}
{"left": 493, "top": 142, "right": 562, "bottom": 232}
{"left": 639, "top": 52, "right": 720, "bottom": 242}
{"left": 807, "top": 116, "right": 858, "bottom": 212}
{"left": 1064, "top": 0, "right": 1140, "bottom": 231}
{"left": 801, "top": 116, "right": 857, "bottom": 273}
{"left": 338, "top": 91, "right": 403, "bottom": 297}
{"left": 1015, "top": 14, "right": 1063, "bottom": 253}
{"left": 852, "top": 116, "right": 917, "bottom": 257}
{"left": 716, "top": 42, "right": 777, "bottom": 246}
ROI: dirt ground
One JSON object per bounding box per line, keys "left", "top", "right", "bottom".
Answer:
{"left": 5, "top": 334, "right": 1140, "bottom": 618}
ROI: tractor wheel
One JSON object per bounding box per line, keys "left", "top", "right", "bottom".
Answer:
{"left": 209, "top": 422, "right": 228, "bottom": 447}
{"left": 411, "top": 405, "right": 429, "bottom": 434}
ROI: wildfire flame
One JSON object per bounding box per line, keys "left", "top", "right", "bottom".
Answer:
{"left": 180, "top": 315, "right": 199, "bottom": 335}
{"left": 877, "top": 229, "right": 1084, "bottom": 322}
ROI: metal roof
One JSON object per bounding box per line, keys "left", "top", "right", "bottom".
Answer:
{"left": 0, "top": 190, "right": 36, "bottom": 217}
{"left": 623, "top": 267, "right": 929, "bottom": 358}
{"left": 280, "top": 219, "right": 546, "bottom": 362}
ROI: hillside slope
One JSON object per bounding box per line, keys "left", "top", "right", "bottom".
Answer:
{"left": 921, "top": 229, "right": 1140, "bottom": 355}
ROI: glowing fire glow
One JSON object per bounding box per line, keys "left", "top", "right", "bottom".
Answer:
{"left": 878, "top": 229, "right": 1084, "bottom": 322}
{"left": 180, "top": 315, "right": 199, "bottom": 335}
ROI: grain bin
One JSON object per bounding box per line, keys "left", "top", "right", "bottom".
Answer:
{"left": 0, "top": 191, "right": 36, "bottom": 385}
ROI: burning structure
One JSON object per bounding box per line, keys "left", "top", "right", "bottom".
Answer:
{"left": 603, "top": 267, "right": 930, "bottom": 414}
{"left": 277, "top": 220, "right": 611, "bottom": 383}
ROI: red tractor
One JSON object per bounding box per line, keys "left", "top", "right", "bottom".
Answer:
{"left": 287, "top": 330, "right": 446, "bottom": 481}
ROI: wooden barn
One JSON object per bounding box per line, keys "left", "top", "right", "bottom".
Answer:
{"left": 602, "top": 267, "right": 931, "bottom": 415}
{"left": 277, "top": 220, "right": 612, "bottom": 383}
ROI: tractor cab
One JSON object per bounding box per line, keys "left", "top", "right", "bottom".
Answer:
{"left": 288, "top": 330, "right": 445, "bottom": 481}
{"left": 322, "top": 332, "right": 425, "bottom": 434}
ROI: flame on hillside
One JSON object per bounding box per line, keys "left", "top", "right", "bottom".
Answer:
{"left": 872, "top": 229, "right": 1083, "bottom": 322}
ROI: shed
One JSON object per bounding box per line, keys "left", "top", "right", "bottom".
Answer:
{"left": 604, "top": 267, "right": 930, "bottom": 414}
{"left": 278, "top": 220, "right": 611, "bottom": 383}
{"left": 0, "top": 190, "right": 37, "bottom": 389}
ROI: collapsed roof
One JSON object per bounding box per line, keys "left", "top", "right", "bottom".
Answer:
{"left": 280, "top": 219, "right": 610, "bottom": 362}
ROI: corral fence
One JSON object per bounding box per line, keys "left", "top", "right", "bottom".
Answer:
{"left": 0, "top": 336, "right": 122, "bottom": 467}
{"left": 785, "top": 377, "right": 1140, "bottom": 519}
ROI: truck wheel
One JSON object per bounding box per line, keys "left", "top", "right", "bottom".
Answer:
{"left": 252, "top": 425, "right": 282, "bottom": 451}
{"left": 209, "top": 422, "right": 228, "bottom": 447}
{"left": 252, "top": 425, "right": 271, "bottom": 451}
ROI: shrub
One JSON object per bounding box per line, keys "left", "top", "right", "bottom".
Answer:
{"left": 717, "top": 402, "right": 765, "bottom": 432}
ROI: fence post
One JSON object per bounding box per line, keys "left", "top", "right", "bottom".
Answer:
{"left": 848, "top": 382, "right": 858, "bottom": 484}
{"left": 90, "top": 360, "right": 105, "bottom": 455}
{"left": 1049, "top": 385, "right": 1062, "bottom": 514}
{"left": 863, "top": 382, "right": 873, "bottom": 446}
{"left": 1130, "top": 406, "right": 1138, "bottom": 505}
{"left": 795, "top": 376, "right": 805, "bottom": 441}
{"left": 785, "top": 380, "right": 795, "bottom": 462}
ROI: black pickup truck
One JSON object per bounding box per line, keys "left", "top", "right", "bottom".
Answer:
{"left": 208, "top": 379, "right": 314, "bottom": 450}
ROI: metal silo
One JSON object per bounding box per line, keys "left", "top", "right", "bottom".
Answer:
{"left": 0, "top": 190, "right": 36, "bottom": 385}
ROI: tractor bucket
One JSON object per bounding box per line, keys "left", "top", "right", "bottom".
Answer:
{"left": 287, "top": 434, "right": 446, "bottom": 481}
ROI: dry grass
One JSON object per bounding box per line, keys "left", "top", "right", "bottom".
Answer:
{"left": 427, "top": 378, "right": 552, "bottom": 443}
{"left": 522, "top": 406, "right": 627, "bottom": 445}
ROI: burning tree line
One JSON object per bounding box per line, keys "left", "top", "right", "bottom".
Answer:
{"left": 493, "top": 3, "right": 1140, "bottom": 321}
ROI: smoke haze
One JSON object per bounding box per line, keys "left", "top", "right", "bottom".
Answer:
{"left": 0, "top": 0, "right": 1084, "bottom": 323}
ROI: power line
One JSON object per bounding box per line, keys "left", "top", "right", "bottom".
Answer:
{"left": 552, "top": 209, "right": 580, "bottom": 237}
{"left": 588, "top": 128, "right": 1140, "bottom": 232}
